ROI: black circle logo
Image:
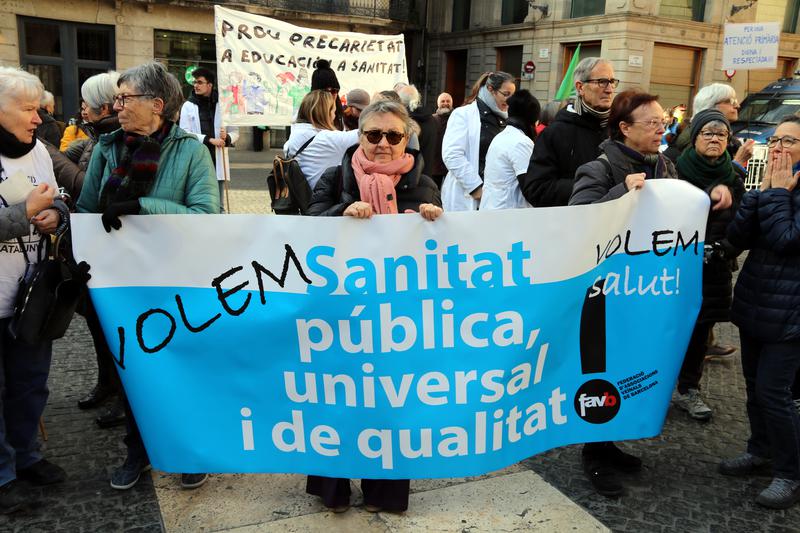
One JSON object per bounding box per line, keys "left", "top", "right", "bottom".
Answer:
{"left": 574, "top": 379, "right": 621, "bottom": 424}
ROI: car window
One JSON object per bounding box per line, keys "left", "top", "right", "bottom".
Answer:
{"left": 738, "top": 98, "right": 800, "bottom": 124}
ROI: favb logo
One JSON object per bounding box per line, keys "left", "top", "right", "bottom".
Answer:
{"left": 574, "top": 379, "right": 621, "bottom": 424}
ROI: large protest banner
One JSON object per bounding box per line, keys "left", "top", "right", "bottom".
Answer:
{"left": 214, "top": 5, "right": 408, "bottom": 127}
{"left": 71, "top": 181, "right": 707, "bottom": 479}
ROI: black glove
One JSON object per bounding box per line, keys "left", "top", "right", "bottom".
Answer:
{"left": 101, "top": 200, "right": 140, "bottom": 233}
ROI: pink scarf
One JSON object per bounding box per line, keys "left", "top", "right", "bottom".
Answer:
{"left": 351, "top": 146, "right": 415, "bottom": 214}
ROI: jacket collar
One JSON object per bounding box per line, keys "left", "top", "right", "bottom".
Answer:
{"left": 98, "top": 122, "right": 190, "bottom": 147}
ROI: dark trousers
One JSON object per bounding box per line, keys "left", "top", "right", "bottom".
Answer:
{"left": 0, "top": 318, "right": 52, "bottom": 486}
{"left": 306, "top": 475, "right": 410, "bottom": 511}
{"left": 677, "top": 320, "right": 714, "bottom": 393}
{"left": 82, "top": 297, "right": 120, "bottom": 392}
{"left": 740, "top": 331, "right": 800, "bottom": 480}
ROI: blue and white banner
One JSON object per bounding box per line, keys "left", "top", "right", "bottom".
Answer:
{"left": 71, "top": 180, "right": 708, "bottom": 479}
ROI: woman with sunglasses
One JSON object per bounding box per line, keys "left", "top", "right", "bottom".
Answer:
{"left": 283, "top": 90, "right": 359, "bottom": 191}
{"left": 671, "top": 109, "right": 741, "bottom": 422}
{"left": 305, "top": 101, "right": 441, "bottom": 513}
{"left": 720, "top": 115, "right": 800, "bottom": 509}
{"left": 441, "top": 71, "right": 515, "bottom": 211}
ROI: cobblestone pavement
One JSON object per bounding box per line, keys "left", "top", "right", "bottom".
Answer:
{"left": 6, "top": 153, "right": 800, "bottom": 532}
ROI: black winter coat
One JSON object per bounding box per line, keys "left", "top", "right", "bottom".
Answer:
{"left": 409, "top": 108, "right": 439, "bottom": 179}
{"left": 569, "top": 139, "right": 678, "bottom": 205}
{"left": 727, "top": 188, "right": 800, "bottom": 342}
{"left": 519, "top": 106, "right": 607, "bottom": 207}
{"left": 677, "top": 165, "right": 745, "bottom": 323}
{"left": 307, "top": 145, "right": 441, "bottom": 216}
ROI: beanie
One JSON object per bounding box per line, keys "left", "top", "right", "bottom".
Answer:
{"left": 690, "top": 109, "right": 730, "bottom": 144}
{"left": 311, "top": 60, "right": 340, "bottom": 91}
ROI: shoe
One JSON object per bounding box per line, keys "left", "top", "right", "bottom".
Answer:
{"left": 77, "top": 384, "right": 114, "bottom": 410}
{"left": 328, "top": 505, "right": 350, "bottom": 513}
{"left": 95, "top": 401, "right": 126, "bottom": 429}
{"left": 180, "top": 473, "right": 208, "bottom": 489}
{"left": 756, "top": 478, "right": 800, "bottom": 509}
{"left": 364, "top": 504, "right": 382, "bottom": 513}
{"left": 719, "top": 452, "right": 771, "bottom": 476}
{"left": 0, "top": 481, "right": 29, "bottom": 514}
{"left": 706, "top": 344, "right": 737, "bottom": 356}
{"left": 110, "top": 456, "right": 151, "bottom": 490}
{"left": 600, "top": 442, "right": 642, "bottom": 473}
{"left": 16, "top": 459, "right": 66, "bottom": 485}
{"left": 582, "top": 457, "right": 624, "bottom": 497}
{"left": 673, "top": 389, "right": 713, "bottom": 421}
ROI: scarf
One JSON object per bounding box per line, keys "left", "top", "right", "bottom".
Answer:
{"left": 676, "top": 147, "right": 739, "bottom": 191}
{"left": 573, "top": 97, "right": 611, "bottom": 129}
{"left": 98, "top": 121, "right": 173, "bottom": 211}
{"left": 477, "top": 86, "right": 508, "bottom": 120}
{"left": 615, "top": 141, "right": 665, "bottom": 181}
{"left": 506, "top": 117, "right": 534, "bottom": 140}
{"left": 351, "top": 146, "right": 415, "bottom": 215}
{"left": 0, "top": 122, "right": 37, "bottom": 159}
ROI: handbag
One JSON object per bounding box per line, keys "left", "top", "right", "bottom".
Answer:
{"left": 266, "top": 135, "right": 315, "bottom": 215}
{"left": 9, "top": 232, "right": 91, "bottom": 345}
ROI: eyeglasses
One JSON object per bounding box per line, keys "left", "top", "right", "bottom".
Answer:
{"left": 192, "top": 80, "right": 208, "bottom": 86}
{"left": 362, "top": 130, "right": 405, "bottom": 145}
{"left": 698, "top": 130, "right": 730, "bottom": 141}
{"left": 630, "top": 119, "right": 670, "bottom": 130}
{"left": 113, "top": 94, "right": 154, "bottom": 107}
{"left": 326, "top": 88, "right": 339, "bottom": 96}
{"left": 584, "top": 78, "right": 620, "bottom": 89}
{"left": 716, "top": 98, "right": 739, "bottom": 107}
{"left": 496, "top": 89, "right": 513, "bottom": 98}
{"left": 766, "top": 135, "right": 799, "bottom": 148}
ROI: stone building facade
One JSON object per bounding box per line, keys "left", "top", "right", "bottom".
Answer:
{"left": 424, "top": 0, "right": 800, "bottom": 111}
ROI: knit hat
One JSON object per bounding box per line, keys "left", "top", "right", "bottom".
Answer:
{"left": 345, "top": 89, "right": 370, "bottom": 110}
{"left": 690, "top": 109, "right": 730, "bottom": 144}
{"left": 311, "top": 60, "right": 340, "bottom": 91}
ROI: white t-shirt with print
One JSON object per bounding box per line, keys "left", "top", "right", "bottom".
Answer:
{"left": 0, "top": 143, "right": 58, "bottom": 318}
{"left": 480, "top": 126, "right": 534, "bottom": 211}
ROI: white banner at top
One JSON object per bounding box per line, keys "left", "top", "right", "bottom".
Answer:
{"left": 213, "top": 5, "right": 408, "bottom": 127}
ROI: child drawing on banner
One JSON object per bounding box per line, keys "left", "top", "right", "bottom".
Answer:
{"left": 221, "top": 71, "right": 246, "bottom": 116}
{"left": 243, "top": 72, "right": 270, "bottom": 116}
{"left": 275, "top": 71, "right": 302, "bottom": 117}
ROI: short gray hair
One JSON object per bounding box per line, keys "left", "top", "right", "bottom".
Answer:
{"left": 397, "top": 84, "right": 421, "bottom": 111}
{"left": 358, "top": 100, "right": 420, "bottom": 137}
{"left": 693, "top": 83, "right": 736, "bottom": 113}
{"left": 0, "top": 66, "right": 44, "bottom": 111}
{"left": 118, "top": 61, "right": 183, "bottom": 121}
{"left": 40, "top": 90, "right": 54, "bottom": 108}
{"left": 574, "top": 57, "right": 611, "bottom": 85}
{"left": 82, "top": 71, "right": 120, "bottom": 114}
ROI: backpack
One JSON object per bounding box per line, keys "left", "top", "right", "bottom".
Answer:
{"left": 266, "top": 135, "right": 315, "bottom": 215}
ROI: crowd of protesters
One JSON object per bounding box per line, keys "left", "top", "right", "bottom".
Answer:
{"left": 0, "top": 50, "right": 798, "bottom": 516}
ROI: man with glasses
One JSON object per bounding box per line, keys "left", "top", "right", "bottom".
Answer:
{"left": 519, "top": 57, "right": 617, "bottom": 207}
{"left": 179, "top": 68, "right": 238, "bottom": 213}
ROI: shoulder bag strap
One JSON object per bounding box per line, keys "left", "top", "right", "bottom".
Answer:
{"left": 291, "top": 135, "right": 317, "bottom": 159}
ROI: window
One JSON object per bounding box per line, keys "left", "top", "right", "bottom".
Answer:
{"left": 452, "top": 0, "right": 471, "bottom": 31}
{"left": 154, "top": 30, "right": 217, "bottom": 100}
{"left": 497, "top": 46, "right": 523, "bottom": 87}
{"left": 570, "top": 0, "right": 603, "bottom": 18}
{"left": 502, "top": 0, "right": 529, "bottom": 25}
{"left": 18, "top": 17, "right": 115, "bottom": 122}
{"left": 649, "top": 44, "right": 702, "bottom": 113}
{"left": 785, "top": 0, "right": 800, "bottom": 33}
{"left": 659, "top": 0, "right": 706, "bottom": 21}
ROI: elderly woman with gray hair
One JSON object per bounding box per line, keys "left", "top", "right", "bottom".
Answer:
{"left": 47, "top": 71, "right": 121, "bottom": 202}
{"left": 0, "top": 66, "right": 70, "bottom": 513}
{"left": 306, "top": 100, "right": 441, "bottom": 513}
{"left": 441, "top": 71, "right": 515, "bottom": 211}
{"left": 77, "top": 61, "right": 218, "bottom": 492}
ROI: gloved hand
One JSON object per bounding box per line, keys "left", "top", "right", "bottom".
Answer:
{"left": 73, "top": 261, "right": 92, "bottom": 284}
{"left": 101, "top": 200, "right": 140, "bottom": 233}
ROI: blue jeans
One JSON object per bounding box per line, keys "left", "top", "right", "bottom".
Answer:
{"left": 740, "top": 331, "right": 800, "bottom": 480}
{"left": 0, "top": 317, "right": 52, "bottom": 486}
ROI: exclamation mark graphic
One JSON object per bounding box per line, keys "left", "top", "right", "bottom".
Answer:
{"left": 579, "top": 279, "right": 606, "bottom": 374}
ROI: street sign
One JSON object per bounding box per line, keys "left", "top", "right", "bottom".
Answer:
{"left": 724, "top": 69, "right": 736, "bottom": 79}
{"left": 523, "top": 61, "right": 536, "bottom": 74}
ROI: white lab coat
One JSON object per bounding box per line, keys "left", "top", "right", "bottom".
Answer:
{"left": 480, "top": 125, "right": 534, "bottom": 210}
{"left": 179, "top": 100, "right": 239, "bottom": 181}
{"left": 441, "top": 101, "right": 481, "bottom": 212}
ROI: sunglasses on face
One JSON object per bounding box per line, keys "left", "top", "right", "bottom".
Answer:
{"left": 716, "top": 98, "right": 739, "bottom": 107}
{"left": 362, "top": 129, "right": 405, "bottom": 145}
